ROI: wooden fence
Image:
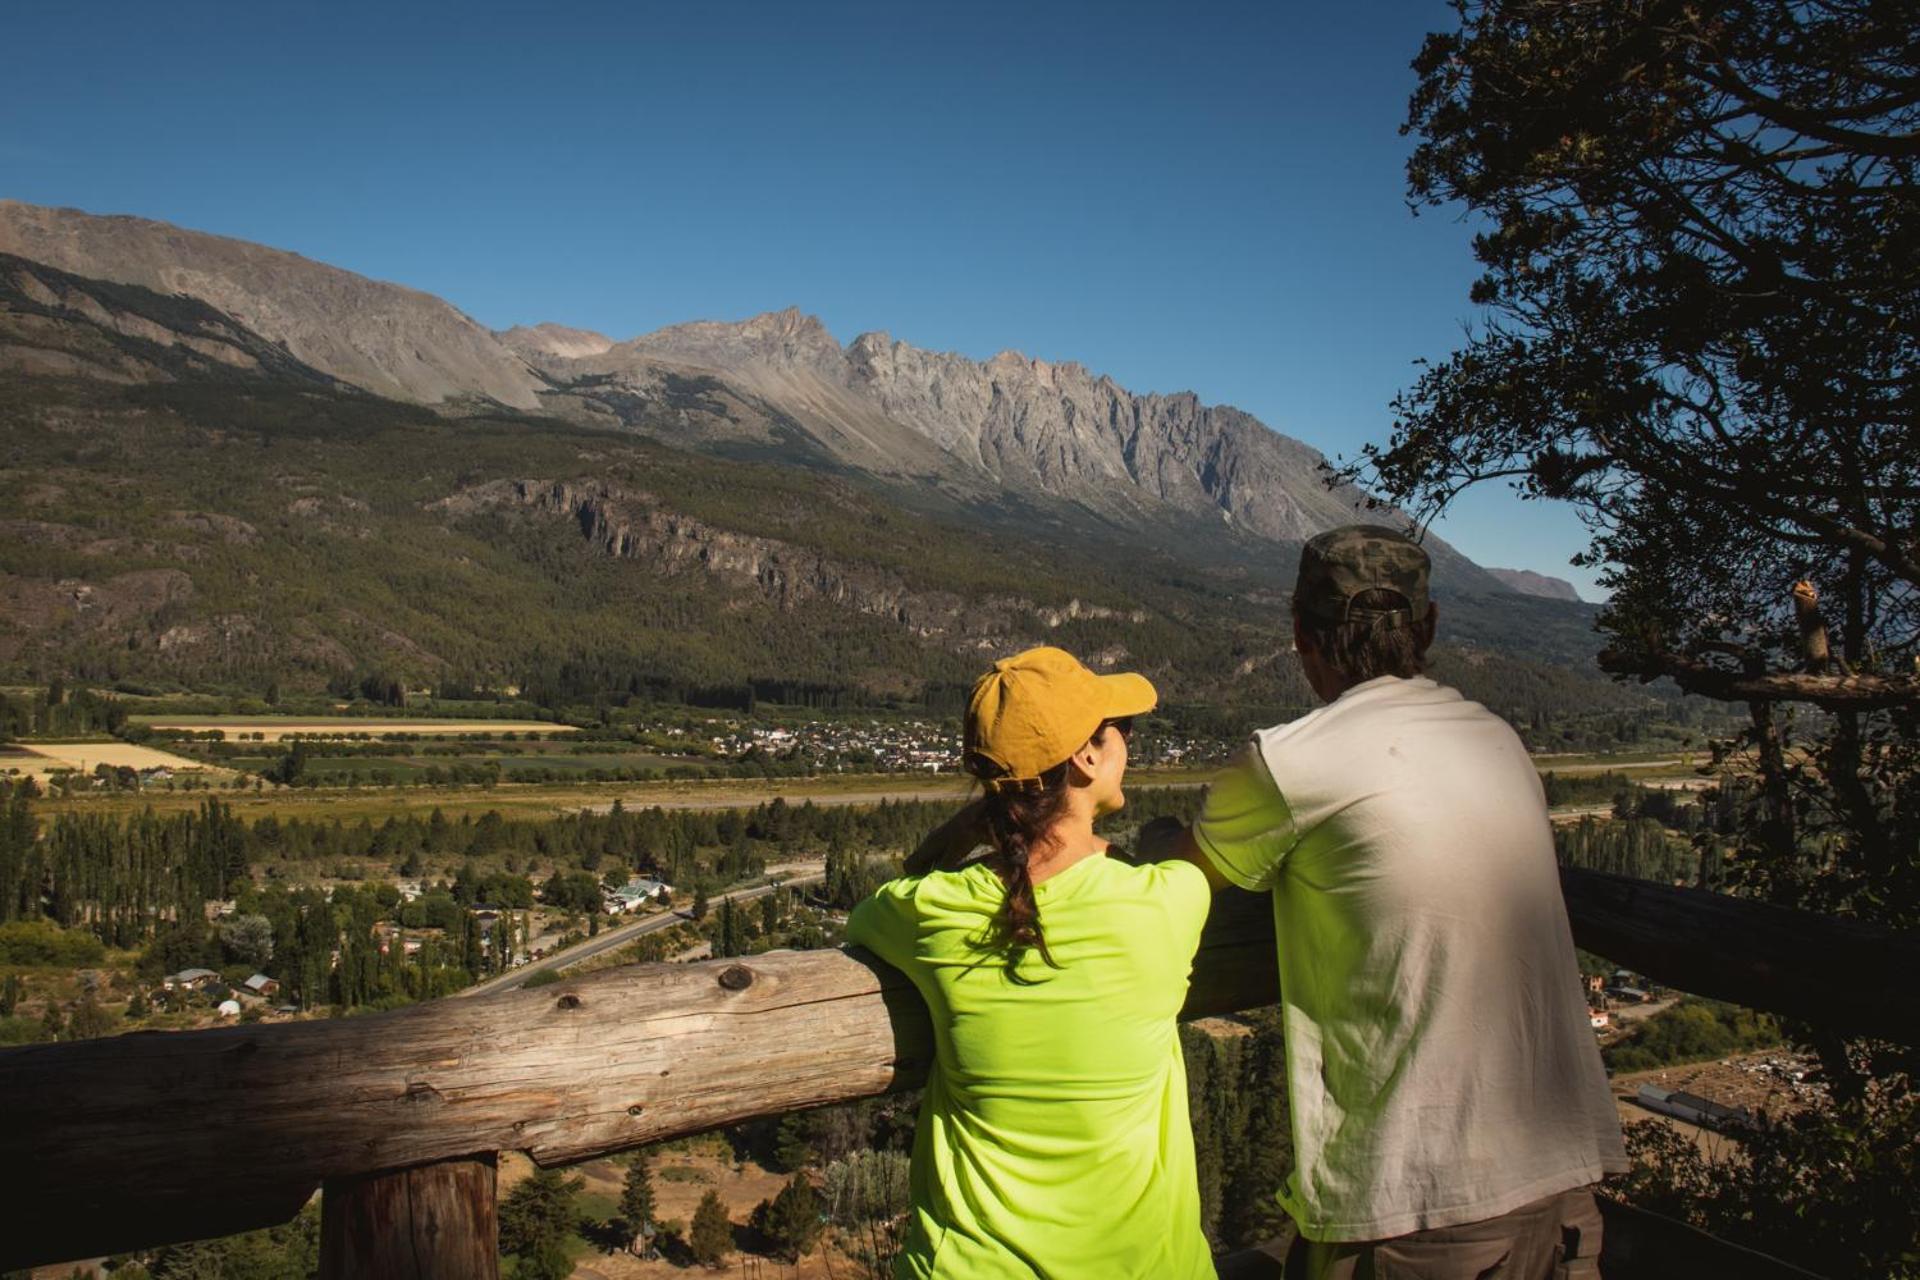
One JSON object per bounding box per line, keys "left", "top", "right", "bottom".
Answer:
{"left": 1, "top": 868, "right": 1912, "bottom": 1275}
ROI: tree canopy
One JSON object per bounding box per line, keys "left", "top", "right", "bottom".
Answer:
{"left": 1364, "top": 3, "right": 1920, "bottom": 1271}
{"left": 1358, "top": 0, "right": 1919, "bottom": 919}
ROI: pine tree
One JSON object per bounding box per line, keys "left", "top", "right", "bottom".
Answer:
{"left": 689, "top": 1188, "right": 732, "bottom": 1267}
{"left": 499, "top": 1166, "right": 582, "bottom": 1275}
{"left": 691, "top": 884, "right": 709, "bottom": 922}
{"left": 762, "top": 1172, "right": 822, "bottom": 1262}
{"left": 618, "top": 1151, "right": 657, "bottom": 1256}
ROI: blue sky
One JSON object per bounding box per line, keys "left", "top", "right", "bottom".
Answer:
{"left": 4, "top": 0, "right": 1600, "bottom": 597}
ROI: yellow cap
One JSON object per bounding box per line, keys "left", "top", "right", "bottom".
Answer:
{"left": 964, "top": 646, "right": 1157, "bottom": 790}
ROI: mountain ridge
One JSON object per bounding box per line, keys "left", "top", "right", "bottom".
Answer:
{"left": 0, "top": 200, "right": 1515, "bottom": 592}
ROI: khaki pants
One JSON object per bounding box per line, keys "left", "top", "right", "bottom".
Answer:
{"left": 1283, "top": 1187, "right": 1604, "bottom": 1280}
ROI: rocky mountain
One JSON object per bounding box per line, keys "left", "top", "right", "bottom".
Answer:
{"left": 1486, "top": 568, "right": 1583, "bottom": 603}
{"left": 0, "top": 201, "right": 1511, "bottom": 592}
{"left": 0, "top": 200, "right": 544, "bottom": 409}
{"left": 0, "top": 231, "right": 1648, "bottom": 732}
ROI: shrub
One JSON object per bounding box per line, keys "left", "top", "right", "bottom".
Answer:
{"left": 0, "top": 920, "right": 106, "bottom": 966}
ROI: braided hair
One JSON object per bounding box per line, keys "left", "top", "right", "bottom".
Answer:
{"left": 967, "top": 719, "right": 1123, "bottom": 972}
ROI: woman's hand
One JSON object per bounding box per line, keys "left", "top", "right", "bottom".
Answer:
{"left": 904, "top": 799, "right": 991, "bottom": 875}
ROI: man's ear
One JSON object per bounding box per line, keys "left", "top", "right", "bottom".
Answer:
{"left": 1292, "top": 612, "right": 1313, "bottom": 657}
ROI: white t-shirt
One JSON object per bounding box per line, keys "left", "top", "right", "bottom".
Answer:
{"left": 1194, "top": 675, "right": 1626, "bottom": 1242}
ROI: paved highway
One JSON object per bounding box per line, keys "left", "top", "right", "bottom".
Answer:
{"left": 459, "top": 871, "right": 824, "bottom": 997}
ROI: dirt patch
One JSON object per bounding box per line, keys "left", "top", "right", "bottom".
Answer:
{"left": 1610, "top": 1049, "right": 1824, "bottom": 1158}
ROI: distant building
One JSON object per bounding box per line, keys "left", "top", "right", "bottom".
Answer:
{"left": 216, "top": 999, "right": 242, "bottom": 1018}
{"left": 242, "top": 974, "right": 280, "bottom": 997}
{"left": 608, "top": 878, "right": 673, "bottom": 912}
{"left": 165, "top": 968, "right": 219, "bottom": 991}
{"left": 1635, "top": 1085, "right": 1755, "bottom": 1133}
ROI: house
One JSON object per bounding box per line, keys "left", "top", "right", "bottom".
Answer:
{"left": 165, "top": 968, "right": 219, "bottom": 991}
{"left": 608, "top": 878, "right": 673, "bottom": 912}
{"left": 241, "top": 974, "right": 280, "bottom": 998}
{"left": 1590, "top": 1011, "right": 1611, "bottom": 1030}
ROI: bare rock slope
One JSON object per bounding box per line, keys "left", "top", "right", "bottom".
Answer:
{"left": 0, "top": 201, "right": 543, "bottom": 409}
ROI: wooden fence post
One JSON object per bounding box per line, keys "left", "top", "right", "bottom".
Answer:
{"left": 319, "top": 1152, "right": 499, "bottom": 1280}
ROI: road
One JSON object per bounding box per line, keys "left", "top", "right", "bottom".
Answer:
{"left": 460, "top": 870, "right": 824, "bottom": 997}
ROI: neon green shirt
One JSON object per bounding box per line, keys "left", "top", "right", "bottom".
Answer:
{"left": 847, "top": 852, "right": 1215, "bottom": 1280}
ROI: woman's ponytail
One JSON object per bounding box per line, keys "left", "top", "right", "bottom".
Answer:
{"left": 972, "top": 757, "right": 1073, "bottom": 971}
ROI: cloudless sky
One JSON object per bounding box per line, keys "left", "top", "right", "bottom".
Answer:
{"left": 3, "top": 0, "right": 1602, "bottom": 597}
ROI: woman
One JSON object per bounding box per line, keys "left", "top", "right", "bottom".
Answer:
{"left": 846, "top": 646, "right": 1215, "bottom": 1278}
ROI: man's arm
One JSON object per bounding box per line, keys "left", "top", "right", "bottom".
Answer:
{"left": 903, "top": 799, "right": 990, "bottom": 876}
{"left": 1135, "top": 815, "right": 1232, "bottom": 891}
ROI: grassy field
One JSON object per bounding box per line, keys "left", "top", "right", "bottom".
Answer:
{"left": 26, "top": 769, "right": 994, "bottom": 821}
{"left": 130, "top": 716, "right": 577, "bottom": 741}
{"left": 0, "top": 740, "right": 227, "bottom": 783}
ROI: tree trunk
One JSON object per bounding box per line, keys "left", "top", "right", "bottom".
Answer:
{"left": 319, "top": 1153, "right": 498, "bottom": 1280}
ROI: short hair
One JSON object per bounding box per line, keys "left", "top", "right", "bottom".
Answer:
{"left": 1294, "top": 588, "right": 1431, "bottom": 683}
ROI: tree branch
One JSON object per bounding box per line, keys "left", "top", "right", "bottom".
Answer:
{"left": 1600, "top": 648, "right": 1920, "bottom": 709}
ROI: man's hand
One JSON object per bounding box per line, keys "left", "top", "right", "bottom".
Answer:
{"left": 1134, "top": 815, "right": 1188, "bottom": 862}
{"left": 904, "top": 799, "right": 991, "bottom": 876}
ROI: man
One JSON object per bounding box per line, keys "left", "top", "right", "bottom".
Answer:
{"left": 1156, "top": 524, "right": 1624, "bottom": 1279}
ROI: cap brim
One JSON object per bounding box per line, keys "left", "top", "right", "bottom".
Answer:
{"left": 1098, "top": 671, "right": 1158, "bottom": 718}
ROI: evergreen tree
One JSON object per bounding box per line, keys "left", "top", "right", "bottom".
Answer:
{"left": 759, "top": 1172, "right": 822, "bottom": 1262}
{"left": 689, "top": 1188, "right": 732, "bottom": 1267}
{"left": 618, "top": 1151, "right": 657, "bottom": 1256}
{"left": 498, "top": 1166, "right": 582, "bottom": 1276}
{"left": 691, "top": 883, "right": 709, "bottom": 922}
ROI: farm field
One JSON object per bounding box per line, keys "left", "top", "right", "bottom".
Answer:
{"left": 130, "top": 716, "right": 578, "bottom": 741}
{"left": 0, "top": 740, "right": 222, "bottom": 784}
{"left": 26, "top": 768, "right": 1004, "bottom": 821}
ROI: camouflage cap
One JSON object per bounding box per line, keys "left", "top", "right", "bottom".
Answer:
{"left": 1293, "top": 524, "right": 1432, "bottom": 629}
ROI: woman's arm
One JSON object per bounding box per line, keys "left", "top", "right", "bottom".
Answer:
{"left": 903, "top": 799, "right": 990, "bottom": 876}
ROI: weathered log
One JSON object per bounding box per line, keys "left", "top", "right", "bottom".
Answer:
{"left": 1560, "top": 866, "right": 1920, "bottom": 1043}
{"left": 319, "top": 1154, "right": 499, "bottom": 1280}
{"left": 0, "top": 889, "right": 1273, "bottom": 1270}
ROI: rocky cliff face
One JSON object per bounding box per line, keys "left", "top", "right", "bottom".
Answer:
{"left": 571, "top": 307, "right": 1374, "bottom": 542}
{"left": 437, "top": 478, "right": 1142, "bottom": 647}
{"left": 0, "top": 202, "right": 544, "bottom": 409}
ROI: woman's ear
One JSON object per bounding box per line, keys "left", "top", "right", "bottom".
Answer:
{"left": 1066, "top": 735, "right": 1102, "bottom": 784}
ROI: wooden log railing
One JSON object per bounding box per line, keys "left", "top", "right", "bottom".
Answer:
{"left": 1, "top": 868, "right": 1914, "bottom": 1273}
